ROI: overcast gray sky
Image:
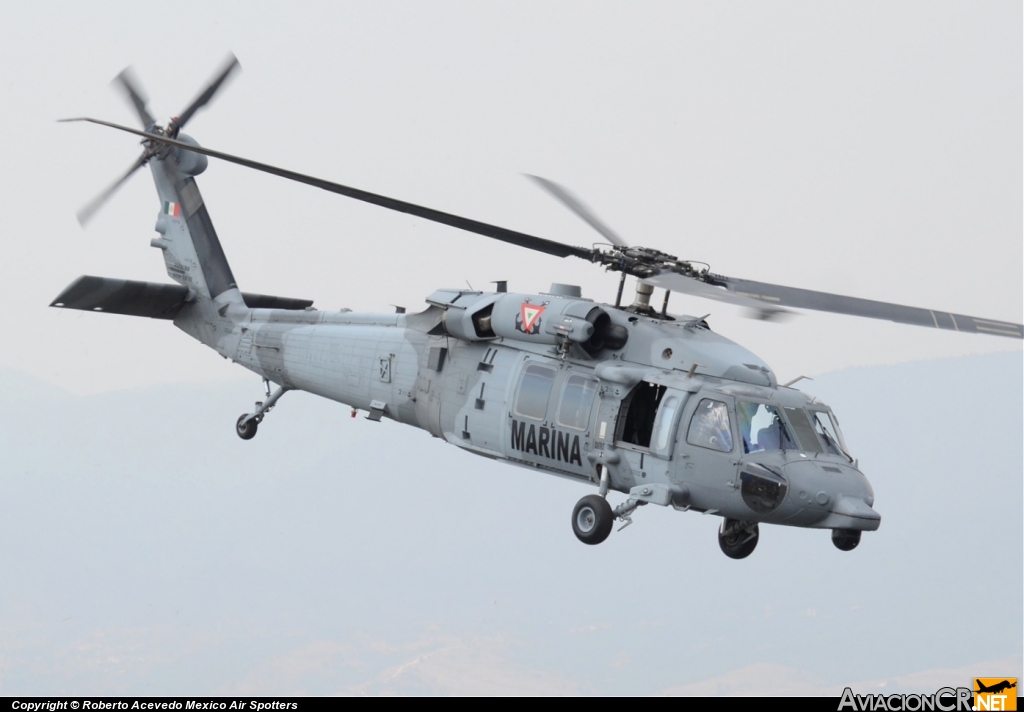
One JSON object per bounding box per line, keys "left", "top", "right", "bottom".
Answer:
{"left": 0, "top": 0, "right": 1019, "bottom": 394}
{"left": 0, "top": 0, "right": 1020, "bottom": 697}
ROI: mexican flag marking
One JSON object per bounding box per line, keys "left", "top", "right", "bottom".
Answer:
{"left": 162, "top": 201, "right": 181, "bottom": 217}
{"left": 520, "top": 303, "right": 545, "bottom": 333}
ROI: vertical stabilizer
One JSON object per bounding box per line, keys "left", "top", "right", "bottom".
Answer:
{"left": 149, "top": 146, "right": 242, "bottom": 305}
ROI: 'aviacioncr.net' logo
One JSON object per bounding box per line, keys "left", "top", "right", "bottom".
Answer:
{"left": 973, "top": 678, "right": 1017, "bottom": 711}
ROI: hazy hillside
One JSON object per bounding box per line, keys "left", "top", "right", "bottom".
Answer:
{"left": 0, "top": 351, "right": 1020, "bottom": 695}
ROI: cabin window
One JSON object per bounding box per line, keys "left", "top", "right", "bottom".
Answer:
{"left": 618, "top": 381, "right": 666, "bottom": 448}
{"left": 557, "top": 375, "right": 598, "bottom": 431}
{"left": 514, "top": 363, "right": 557, "bottom": 420}
{"left": 686, "top": 398, "right": 734, "bottom": 452}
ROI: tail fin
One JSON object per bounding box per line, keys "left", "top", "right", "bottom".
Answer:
{"left": 150, "top": 144, "right": 241, "bottom": 305}
{"left": 71, "top": 55, "right": 244, "bottom": 301}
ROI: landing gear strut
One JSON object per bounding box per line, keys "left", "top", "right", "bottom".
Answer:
{"left": 718, "top": 518, "right": 759, "bottom": 559}
{"left": 236, "top": 380, "right": 289, "bottom": 440}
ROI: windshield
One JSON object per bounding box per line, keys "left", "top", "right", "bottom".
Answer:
{"left": 738, "top": 401, "right": 852, "bottom": 459}
{"left": 782, "top": 406, "right": 825, "bottom": 453}
{"left": 810, "top": 409, "right": 853, "bottom": 460}
{"left": 736, "top": 402, "right": 795, "bottom": 453}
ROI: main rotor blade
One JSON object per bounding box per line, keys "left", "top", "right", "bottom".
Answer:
{"left": 63, "top": 118, "right": 596, "bottom": 261}
{"left": 646, "top": 271, "right": 1024, "bottom": 338}
{"left": 175, "top": 54, "right": 240, "bottom": 130}
{"left": 113, "top": 67, "right": 155, "bottom": 128}
{"left": 76, "top": 152, "right": 148, "bottom": 226}
{"left": 526, "top": 174, "right": 629, "bottom": 248}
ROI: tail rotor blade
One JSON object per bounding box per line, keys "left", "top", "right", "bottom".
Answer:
{"left": 76, "top": 153, "right": 148, "bottom": 226}
{"left": 112, "top": 67, "right": 155, "bottom": 128}
{"left": 526, "top": 174, "right": 630, "bottom": 248}
{"left": 174, "top": 53, "right": 240, "bottom": 130}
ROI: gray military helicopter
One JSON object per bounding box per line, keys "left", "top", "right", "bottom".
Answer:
{"left": 55, "top": 57, "right": 1023, "bottom": 558}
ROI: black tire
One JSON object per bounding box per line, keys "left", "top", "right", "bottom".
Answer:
{"left": 832, "top": 529, "right": 861, "bottom": 551}
{"left": 572, "top": 494, "right": 614, "bottom": 545}
{"left": 718, "top": 519, "right": 759, "bottom": 559}
{"left": 236, "top": 414, "right": 258, "bottom": 440}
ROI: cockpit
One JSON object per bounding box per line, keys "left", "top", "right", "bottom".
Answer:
{"left": 591, "top": 375, "right": 877, "bottom": 543}
{"left": 610, "top": 376, "right": 853, "bottom": 462}
{"left": 633, "top": 385, "right": 852, "bottom": 460}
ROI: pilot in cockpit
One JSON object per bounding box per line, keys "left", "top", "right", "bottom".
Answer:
{"left": 738, "top": 401, "right": 787, "bottom": 454}
{"left": 757, "top": 419, "right": 783, "bottom": 451}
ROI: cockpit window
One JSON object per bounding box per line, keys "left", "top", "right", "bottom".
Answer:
{"left": 811, "top": 410, "right": 852, "bottom": 460}
{"left": 737, "top": 402, "right": 794, "bottom": 453}
{"left": 687, "top": 399, "right": 734, "bottom": 452}
{"left": 782, "top": 407, "right": 825, "bottom": 454}
{"left": 737, "top": 401, "right": 852, "bottom": 458}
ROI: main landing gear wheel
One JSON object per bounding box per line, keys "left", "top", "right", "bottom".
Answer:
{"left": 236, "top": 414, "right": 259, "bottom": 440}
{"left": 572, "top": 494, "right": 614, "bottom": 545}
{"left": 718, "top": 518, "right": 759, "bottom": 559}
{"left": 832, "top": 529, "right": 861, "bottom": 551}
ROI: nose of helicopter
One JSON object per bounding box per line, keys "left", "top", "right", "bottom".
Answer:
{"left": 780, "top": 459, "right": 881, "bottom": 531}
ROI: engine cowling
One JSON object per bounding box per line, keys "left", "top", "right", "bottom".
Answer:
{"left": 489, "top": 294, "right": 626, "bottom": 355}
{"left": 429, "top": 289, "right": 628, "bottom": 356}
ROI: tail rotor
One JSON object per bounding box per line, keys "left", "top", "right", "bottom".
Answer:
{"left": 72, "top": 54, "right": 240, "bottom": 226}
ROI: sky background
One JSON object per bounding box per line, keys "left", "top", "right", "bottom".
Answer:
{"left": 0, "top": 352, "right": 1020, "bottom": 695}
{"left": 0, "top": 0, "right": 1020, "bottom": 394}
{"left": 0, "top": 0, "right": 1020, "bottom": 696}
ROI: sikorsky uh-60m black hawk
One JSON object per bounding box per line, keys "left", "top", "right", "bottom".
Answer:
{"left": 55, "top": 57, "right": 1023, "bottom": 558}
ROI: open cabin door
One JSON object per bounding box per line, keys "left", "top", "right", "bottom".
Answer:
{"left": 611, "top": 380, "right": 689, "bottom": 484}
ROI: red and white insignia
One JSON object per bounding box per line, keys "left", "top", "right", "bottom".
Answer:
{"left": 517, "top": 303, "right": 545, "bottom": 334}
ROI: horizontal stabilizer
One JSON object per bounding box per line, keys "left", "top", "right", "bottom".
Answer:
{"left": 51, "top": 276, "right": 313, "bottom": 319}
{"left": 242, "top": 293, "right": 314, "bottom": 310}
{"left": 51, "top": 276, "right": 193, "bottom": 319}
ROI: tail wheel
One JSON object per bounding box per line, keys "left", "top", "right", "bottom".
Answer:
{"left": 572, "top": 494, "right": 614, "bottom": 545}
{"left": 236, "top": 414, "right": 258, "bottom": 440}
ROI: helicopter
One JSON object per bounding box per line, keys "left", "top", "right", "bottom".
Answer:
{"left": 53, "top": 56, "right": 1023, "bottom": 558}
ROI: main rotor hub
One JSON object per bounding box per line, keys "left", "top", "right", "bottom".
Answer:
{"left": 596, "top": 244, "right": 704, "bottom": 281}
